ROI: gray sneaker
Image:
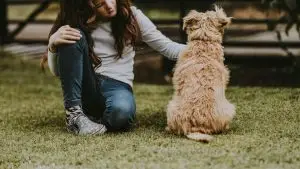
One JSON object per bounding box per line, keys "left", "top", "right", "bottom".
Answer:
{"left": 65, "top": 106, "right": 107, "bottom": 135}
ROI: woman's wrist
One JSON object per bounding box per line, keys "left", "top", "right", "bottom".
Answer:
{"left": 48, "top": 43, "right": 57, "bottom": 53}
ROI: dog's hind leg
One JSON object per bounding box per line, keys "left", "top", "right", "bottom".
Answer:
{"left": 186, "top": 133, "right": 214, "bottom": 143}
{"left": 166, "top": 97, "right": 183, "bottom": 133}
{"left": 214, "top": 87, "right": 236, "bottom": 122}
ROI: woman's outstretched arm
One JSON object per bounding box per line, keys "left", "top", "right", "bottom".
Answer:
{"left": 132, "top": 6, "right": 187, "bottom": 60}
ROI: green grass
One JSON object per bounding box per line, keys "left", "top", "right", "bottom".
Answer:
{"left": 0, "top": 52, "right": 300, "bottom": 169}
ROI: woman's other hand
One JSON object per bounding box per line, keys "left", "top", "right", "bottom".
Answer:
{"left": 48, "top": 25, "right": 82, "bottom": 52}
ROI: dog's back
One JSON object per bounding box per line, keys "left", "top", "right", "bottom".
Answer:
{"left": 166, "top": 7, "right": 235, "bottom": 142}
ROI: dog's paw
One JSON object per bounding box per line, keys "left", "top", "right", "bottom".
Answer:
{"left": 165, "top": 126, "right": 171, "bottom": 132}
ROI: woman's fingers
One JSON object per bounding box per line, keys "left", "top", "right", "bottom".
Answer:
{"left": 58, "top": 39, "right": 77, "bottom": 44}
{"left": 65, "top": 27, "right": 81, "bottom": 34}
{"left": 60, "top": 25, "right": 81, "bottom": 35}
{"left": 64, "top": 31, "right": 82, "bottom": 38}
{"left": 51, "top": 25, "right": 82, "bottom": 46}
{"left": 62, "top": 34, "right": 81, "bottom": 41}
{"left": 60, "top": 27, "right": 82, "bottom": 41}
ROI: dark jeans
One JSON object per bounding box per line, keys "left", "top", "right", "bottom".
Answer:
{"left": 56, "top": 32, "right": 136, "bottom": 131}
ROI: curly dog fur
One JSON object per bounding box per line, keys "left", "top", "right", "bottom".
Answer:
{"left": 166, "top": 6, "right": 235, "bottom": 142}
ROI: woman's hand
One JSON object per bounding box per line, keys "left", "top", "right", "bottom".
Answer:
{"left": 48, "top": 25, "right": 82, "bottom": 52}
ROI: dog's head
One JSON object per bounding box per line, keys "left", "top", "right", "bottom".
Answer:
{"left": 183, "top": 6, "right": 232, "bottom": 42}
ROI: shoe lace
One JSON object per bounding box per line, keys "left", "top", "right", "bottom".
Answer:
{"left": 66, "top": 106, "right": 83, "bottom": 125}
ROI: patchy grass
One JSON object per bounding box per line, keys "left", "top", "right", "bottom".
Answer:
{"left": 0, "top": 52, "right": 300, "bottom": 169}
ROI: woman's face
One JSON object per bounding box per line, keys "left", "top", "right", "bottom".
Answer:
{"left": 93, "top": 0, "right": 117, "bottom": 19}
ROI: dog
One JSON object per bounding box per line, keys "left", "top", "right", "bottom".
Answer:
{"left": 166, "top": 6, "right": 235, "bottom": 142}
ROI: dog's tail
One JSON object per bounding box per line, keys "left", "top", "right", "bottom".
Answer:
{"left": 186, "top": 133, "right": 214, "bottom": 143}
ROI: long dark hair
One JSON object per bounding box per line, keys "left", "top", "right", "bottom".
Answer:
{"left": 112, "top": 0, "right": 140, "bottom": 59}
{"left": 41, "top": 0, "right": 100, "bottom": 69}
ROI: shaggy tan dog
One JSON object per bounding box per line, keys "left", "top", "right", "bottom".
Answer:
{"left": 166, "top": 6, "right": 235, "bottom": 142}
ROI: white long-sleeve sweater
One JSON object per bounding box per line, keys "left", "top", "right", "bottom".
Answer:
{"left": 48, "top": 6, "right": 186, "bottom": 87}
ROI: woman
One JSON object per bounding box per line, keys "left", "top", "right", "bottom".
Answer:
{"left": 45, "top": 0, "right": 186, "bottom": 135}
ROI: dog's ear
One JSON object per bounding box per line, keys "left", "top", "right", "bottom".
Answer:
{"left": 214, "top": 5, "right": 232, "bottom": 27}
{"left": 219, "top": 17, "right": 232, "bottom": 27}
{"left": 183, "top": 10, "right": 199, "bottom": 31}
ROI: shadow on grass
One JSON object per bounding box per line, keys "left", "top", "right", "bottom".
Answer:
{"left": 135, "top": 111, "right": 166, "bottom": 129}
{"left": 14, "top": 114, "right": 67, "bottom": 134}
{"left": 15, "top": 110, "right": 170, "bottom": 136}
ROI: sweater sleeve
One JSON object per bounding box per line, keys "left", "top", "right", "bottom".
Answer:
{"left": 47, "top": 50, "right": 59, "bottom": 76}
{"left": 131, "top": 6, "right": 186, "bottom": 60}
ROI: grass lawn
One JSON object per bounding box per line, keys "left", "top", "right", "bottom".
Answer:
{"left": 0, "top": 52, "right": 300, "bottom": 169}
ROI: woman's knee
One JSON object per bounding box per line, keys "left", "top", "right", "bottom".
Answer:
{"left": 105, "top": 99, "right": 136, "bottom": 131}
{"left": 57, "top": 30, "right": 88, "bottom": 75}
{"left": 57, "top": 30, "right": 87, "bottom": 60}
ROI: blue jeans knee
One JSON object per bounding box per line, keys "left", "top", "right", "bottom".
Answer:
{"left": 103, "top": 96, "right": 136, "bottom": 131}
